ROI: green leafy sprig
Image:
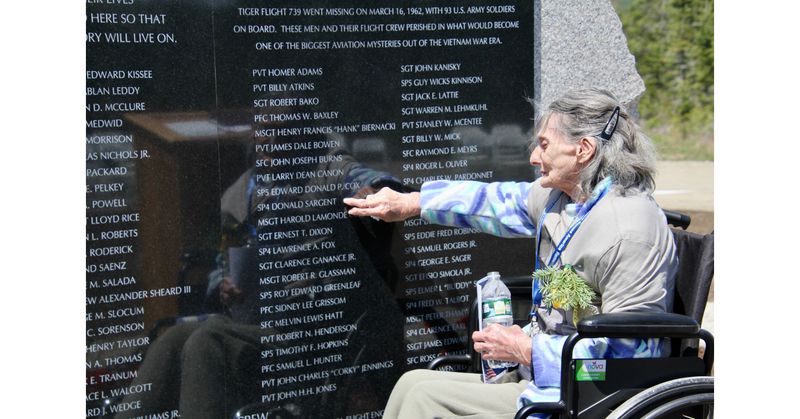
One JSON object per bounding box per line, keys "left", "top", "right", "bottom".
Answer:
{"left": 533, "top": 265, "right": 597, "bottom": 325}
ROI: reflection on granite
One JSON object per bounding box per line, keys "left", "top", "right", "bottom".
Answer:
{"left": 76, "top": 1, "right": 638, "bottom": 417}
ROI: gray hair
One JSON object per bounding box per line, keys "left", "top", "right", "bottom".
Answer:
{"left": 535, "top": 88, "right": 657, "bottom": 199}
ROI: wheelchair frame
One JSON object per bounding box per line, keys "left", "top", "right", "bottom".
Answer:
{"left": 429, "top": 212, "right": 714, "bottom": 418}
{"left": 514, "top": 312, "right": 714, "bottom": 418}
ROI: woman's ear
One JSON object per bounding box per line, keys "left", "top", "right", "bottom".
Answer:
{"left": 577, "top": 137, "right": 597, "bottom": 164}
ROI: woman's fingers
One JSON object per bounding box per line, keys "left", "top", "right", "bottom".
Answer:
{"left": 343, "top": 196, "right": 370, "bottom": 208}
{"left": 471, "top": 324, "right": 531, "bottom": 365}
{"left": 345, "top": 195, "right": 384, "bottom": 217}
{"left": 343, "top": 188, "right": 420, "bottom": 222}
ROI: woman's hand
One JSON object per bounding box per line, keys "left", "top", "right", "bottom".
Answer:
{"left": 472, "top": 323, "right": 532, "bottom": 366}
{"left": 343, "top": 187, "right": 421, "bottom": 222}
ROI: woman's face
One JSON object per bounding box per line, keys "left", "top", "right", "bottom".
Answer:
{"left": 529, "top": 115, "right": 582, "bottom": 196}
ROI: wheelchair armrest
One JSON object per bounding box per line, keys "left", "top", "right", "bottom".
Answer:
{"left": 500, "top": 275, "right": 535, "bottom": 298}
{"left": 427, "top": 354, "right": 472, "bottom": 370}
{"left": 576, "top": 312, "right": 699, "bottom": 338}
{"left": 519, "top": 313, "right": 714, "bottom": 419}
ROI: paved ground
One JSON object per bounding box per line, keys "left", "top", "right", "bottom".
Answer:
{"left": 653, "top": 160, "right": 714, "bottom": 335}
{"left": 653, "top": 161, "right": 715, "bottom": 214}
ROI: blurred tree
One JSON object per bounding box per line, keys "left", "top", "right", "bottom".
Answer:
{"left": 613, "top": 0, "right": 714, "bottom": 159}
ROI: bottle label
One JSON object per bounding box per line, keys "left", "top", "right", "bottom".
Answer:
{"left": 482, "top": 297, "right": 512, "bottom": 319}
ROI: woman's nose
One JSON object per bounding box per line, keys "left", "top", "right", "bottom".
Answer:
{"left": 529, "top": 145, "right": 542, "bottom": 166}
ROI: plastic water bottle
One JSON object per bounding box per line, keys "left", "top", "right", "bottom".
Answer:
{"left": 480, "top": 271, "right": 518, "bottom": 369}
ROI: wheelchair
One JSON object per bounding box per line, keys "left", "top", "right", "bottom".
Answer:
{"left": 428, "top": 210, "right": 715, "bottom": 418}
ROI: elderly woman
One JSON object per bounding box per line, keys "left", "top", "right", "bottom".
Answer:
{"left": 344, "top": 88, "right": 677, "bottom": 418}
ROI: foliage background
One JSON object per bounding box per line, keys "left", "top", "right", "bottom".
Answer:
{"left": 612, "top": 0, "right": 714, "bottom": 160}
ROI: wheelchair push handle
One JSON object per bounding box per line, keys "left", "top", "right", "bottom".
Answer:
{"left": 663, "top": 209, "right": 691, "bottom": 230}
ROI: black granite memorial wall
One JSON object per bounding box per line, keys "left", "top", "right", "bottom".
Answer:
{"left": 86, "top": 1, "right": 536, "bottom": 417}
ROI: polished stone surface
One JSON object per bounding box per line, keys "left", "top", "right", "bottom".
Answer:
{"left": 86, "top": 1, "right": 642, "bottom": 417}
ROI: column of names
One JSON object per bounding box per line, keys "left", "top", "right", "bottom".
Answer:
{"left": 85, "top": 1, "right": 179, "bottom": 417}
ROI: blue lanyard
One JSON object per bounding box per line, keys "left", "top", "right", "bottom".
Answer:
{"left": 531, "top": 178, "right": 612, "bottom": 314}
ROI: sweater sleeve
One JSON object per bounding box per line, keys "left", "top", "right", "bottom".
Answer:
{"left": 419, "top": 180, "right": 535, "bottom": 237}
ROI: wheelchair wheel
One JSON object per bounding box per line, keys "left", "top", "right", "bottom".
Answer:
{"left": 606, "top": 376, "right": 713, "bottom": 419}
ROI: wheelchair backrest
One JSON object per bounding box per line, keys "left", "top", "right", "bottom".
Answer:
{"left": 670, "top": 228, "right": 714, "bottom": 323}
{"left": 670, "top": 229, "right": 714, "bottom": 357}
